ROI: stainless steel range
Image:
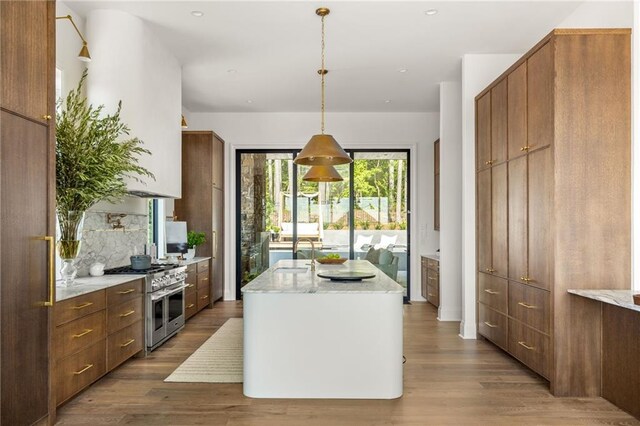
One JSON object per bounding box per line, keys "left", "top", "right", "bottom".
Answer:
{"left": 105, "top": 263, "right": 188, "bottom": 352}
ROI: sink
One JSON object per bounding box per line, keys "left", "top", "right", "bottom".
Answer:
{"left": 274, "top": 267, "right": 308, "bottom": 274}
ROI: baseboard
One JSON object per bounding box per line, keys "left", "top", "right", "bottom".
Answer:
{"left": 458, "top": 320, "right": 477, "bottom": 339}
{"left": 437, "top": 307, "right": 462, "bottom": 322}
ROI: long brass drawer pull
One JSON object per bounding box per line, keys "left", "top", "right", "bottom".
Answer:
{"left": 120, "top": 339, "right": 135, "bottom": 348}
{"left": 72, "top": 329, "right": 93, "bottom": 338}
{"left": 483, "top": 321, "right": 497, "bottom": 328}
{"left": 518, "top": 341, "right": 535, "bottom": 350}
{"left": 518, "top": 302, "right": 536, "bottom": 309}
{"left": 73, "top": 364, "right": 94, "bottom": 375}
{"left": 71, "top": 302, "right": 94, "bottom": 310}
{"left": 201, "top": 277, "right": 209, "bottom": 281}
{"left": 201, "top": 295, "right": 209, "bottom": 300}
{"left": 117, "top": 289, "right": 135, "bottom": 295}
{"left": 119, "top": 310, "right": 135, "bottom": 317}
{"left": 484, "top": 289, "right": 499, "bottom": 295}
{"left": 428, "top": 293, "right": 435, "bottom": 297}
{"left": 187, "top": 303, "right": 195, "bottom": 309}
{"left": 188, "top": 284, "right": 195, "bottom": 288}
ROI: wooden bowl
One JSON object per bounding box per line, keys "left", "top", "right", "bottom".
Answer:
{"left": 633, "top": 294, "right": 640, "bottom": 306}
{"left": 316, "top": 258, "right": 347, "bottom": 265}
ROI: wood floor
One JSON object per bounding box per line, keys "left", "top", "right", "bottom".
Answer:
{"left": 55, "top": 302, "right": 639, "bottom": 425}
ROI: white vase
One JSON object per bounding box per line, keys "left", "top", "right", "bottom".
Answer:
{"left": 185, "top": 248, "right": 196, "bottom": 260}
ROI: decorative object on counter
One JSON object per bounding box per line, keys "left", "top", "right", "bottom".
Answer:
{"left": 130, "top": 255, "right": 152, "bottom": 270}
{"left": 55, "top": 70, "right": 153, "bottom": 285}
{"left": 89, "top": 262, "right": 105, "bottom": 277}
{"left": 316, "top": 253, "right": 347, "bottom": 264}
{"left": 186, "top": 230, "right": 206, "bottom": 260}
{"left": 634, "top": 294, "right": 640, "bottom": 306}
{"left": 293, "top": 7, "right": 351, "bottom": 167}
{"left": 317, "top": 271, "right": 376, "bottom": 281}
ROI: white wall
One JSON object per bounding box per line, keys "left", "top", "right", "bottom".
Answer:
{"left": 460, "top": 54, "right": 523, "bottom": 339}
{"left": 56, "top": 2, "right": 86, "bottom": 99}
{"left": 188, "top": 112, "right": 439, "bottom": 301}
{"left": 86, "top": 9, "right": 182, "bottom": 198}
{"left": 438, "top": 81, "right": 463, "bottom": 321}
{"left": 559, "top": 1, "right": 633, "bottom": 27}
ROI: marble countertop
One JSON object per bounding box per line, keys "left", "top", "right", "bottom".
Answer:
{"left": 568, "top": 289, "right": 640, "bottom": 313}
{"left": 182, "top": 256, "right": 211, "bottom": 266}
{"left": 422, "top": 253, "right": 440, "bottom": 261}
{"left": 56, "top": 275, "right": 143, "bottom": 302}
{"left": 241, "top": 260, "right": 404, "bottom": 294}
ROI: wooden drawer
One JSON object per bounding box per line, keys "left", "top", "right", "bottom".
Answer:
{"left": 55, "top": 290, "right": 105, "bottom": 326}
{"left": 186, "top": 263, "right": 197, "bottom": 276}
{"left": 185, "top": 280, "right": 197, "bottom": 295}
{"left": 185, "top": 291, "right": 198, "bottom": 319}
{"left": 56, "top": 340, "right": 106, "bottom": 405}
{"left": 508, "top": 319, "right": 550, "bottom": 379}
{"left": 197, "top": 285, "right": 211, "bottom": 311}
{"left": 478, "top": 304, "right": 507, "bottom": 350}
{"left": 185, "top": 266, "right": 197, "bottom": 290}
{"left": 421, "top": 257, "right": 429, "bottom": 269}
{"left": 106, "top": 320, "right": 143, "bottom": 371}
{"left": 197, "top": 272, "right": 210, "bottom": 291}
{"left": 508, "top": 281, "right": 550, "bottom": 334}
{"left": 107, "top": 297, "right": 143, "bottom": 335}
{"left": 196, "top": 260, "right": 209, "bottom": 274}
{"left": 426, "top": 284, "right": 439, "bottom": 308}
{"left": 106, "top": 279, "right": 144, "bottom": 307}
{"left": 478, "top": 273, "right": 508, "bottom": 314}
{"left": 427, "top": 258, "right": 439, "bottom": 271}
{"left": 55, "top": 310, "right": 106, "bottom": 359}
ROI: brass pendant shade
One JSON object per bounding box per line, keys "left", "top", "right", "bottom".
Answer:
{"left": 303, "top": 165, "right": 343, "bottom": 182}
{"left": 181, "top": 115, "right": 188, "bottom": 128}
{"left": 78, "top": 43, "right": 91, "bottom": 62}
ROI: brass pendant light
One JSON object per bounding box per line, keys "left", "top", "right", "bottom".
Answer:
{"left": 56, "top": 15, "right": 92, "bottom": 62}
{"left": 294, "top": 7, "right": 352, "bottom": 167}
{"left": 303, "top": 165, "right": 343, "bottom": 182}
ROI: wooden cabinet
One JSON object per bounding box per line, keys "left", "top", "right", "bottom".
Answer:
{"left": 420, "top": 257, "right": 428, "bottom": 300}
{"left": 475, "top": 29, "right": 631, "bottom": 396}
{"left": 434, "top": 139, "right": 440, "bottom": 231}
{"left": 0, "top": 2, "right": 55, "bottom": 424}
{"left": 423, "top": 257, "right": 440, "bottom": 308}
{"left": 175, "top": 131, "right": 225, "bottom": 304}
{"left": 184, "top": 259, "right": 212, "bottom": 320}
{"left": 54, "top": 279, "right": 144, "bottom": 406}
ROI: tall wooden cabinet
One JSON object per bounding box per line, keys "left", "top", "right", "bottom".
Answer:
{"left": 476, "top": 29, "right": 631, "bottom": 397}
{"left": 175, "top": 131, "right": 225, "bottom": 304}
{"left": 0, "top": 1, "right": 56, "bottom": 424}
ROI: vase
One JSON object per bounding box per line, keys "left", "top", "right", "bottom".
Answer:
{"left": 185, "top": 248, "right": 196, "bottom": 260}
{"left": 57, "top": 210, "right": 85, "bottom": 286}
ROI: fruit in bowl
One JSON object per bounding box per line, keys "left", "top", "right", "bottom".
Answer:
{"left": 316, "top": 253, "right": 347, "bottom": 264}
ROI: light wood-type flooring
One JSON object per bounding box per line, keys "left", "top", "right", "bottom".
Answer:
{"left": 56, "top": 302, "right": 639, "bottom": 425}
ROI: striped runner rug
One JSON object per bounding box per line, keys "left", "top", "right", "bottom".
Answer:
{"left": 164, "top": 318, "right": 243, "bottom": 383}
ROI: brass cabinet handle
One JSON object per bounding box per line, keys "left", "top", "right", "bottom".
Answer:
{"left": 518, "top": 341, "right": 535, "bottom": 351}
{"left": 485, "top": 160, "right": 493, "bottom": 165}
{"left": 518, "top": 302, "right": 536, "bottom": 309}
{"left": 485, "top": 268, "right": 495, "bottom": 273}
{"left": 36, "top": 236, "right": 55, "bottom": 307}
{"left": 484, "top": 289, "right": 499, "bottom": 295}
{"left": 428, "top": 293, "right": 435, "bottom": 297}
{"left": 188, "top": 284, "right": 195, "bottom": 288}
{"left": 42, "top": 114, "right": 52, "bottom": 120}
{"left": 119, "top": 310, "right": 135, "bottom": 317}
{"left": 520, "top": 146, "right": 530, "bottom": 152}
{"left": 201, "top": 295, "right": 209, "bottom": 300}
{"left": 120, "top": 339, "right": 135, "bottom": 348}
{"left": 117, "top": 289, "right": 135, "bottom": 295}
{"left": 519, "top": 276, "right": 533, "bottom": 282}
{"left": 187, "top": 303, "right": 195, "bottom": 309}
{"left": 72, "top": 329, "right": 93, "bottom": 338}
{"left": 71, "top": 302, "right": 94, "bottom": 310}
{"left": 484, "top": 321, "right": 497, "bottom": 328}
{"left": 212, "top": 230, "right": 217, "bottom": 260}
{"left": 73, "top": 364, "right": 94, "bottom": 375}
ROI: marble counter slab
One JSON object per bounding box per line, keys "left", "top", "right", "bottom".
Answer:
{"left": 568, "top": 289, "right": 640, "bottom": 313}
{"left": 422, "top": 253, "right": 440, "bottom": 262}
{"left": 242, "top": 259, "right": 404, "bottom": 294}
{"left": 56, "top": 275, "right": 143, "bottom": 302}
{"left": 182, "top": 256, "right": 211, "bottom": 266}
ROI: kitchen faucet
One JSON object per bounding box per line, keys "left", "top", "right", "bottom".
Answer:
{"left": 293, "top": 238, "right": 316, "bottom": 272}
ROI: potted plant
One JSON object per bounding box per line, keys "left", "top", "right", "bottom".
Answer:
{"left": 272, "top": 226, "right": 281, "bottom": 242}
{"left": 56, "top": 71, "right": 154, "bottom": 285}
{"left": 186, "top": 231, "right": 206, "bottom": 259}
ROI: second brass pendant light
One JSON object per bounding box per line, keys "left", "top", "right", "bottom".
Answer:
{"left": 297, "top": 7, "right": 351, "bottom": 182}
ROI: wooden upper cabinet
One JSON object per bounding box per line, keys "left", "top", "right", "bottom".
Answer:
{"left": 490, "top": 79, "right": 507, "bottom": 164}
{"left": 212, "top": 135, "right": 224, "bottom": 190}
{"left": 527, "top": 42, "right": 554, "bottom": 151}
{"left": 476, "top": 93, "right": 491, "bottom": 170}
{"left": 0, "top": 1, "right": 51, "bottom": 122}
{"left": 491, "top": 163, "right": 508, "bottom": 277}
{"left": 508, "top": 63, "right": 527, "bottom": 159}
{"left": 477, "top": 169, "right": 492, "bottom": 273}
{"left": 527, "top": 147, "right": 552, "bottom": 290}
{"left": 508, "top": 156, "right": 528, "bottom": 281}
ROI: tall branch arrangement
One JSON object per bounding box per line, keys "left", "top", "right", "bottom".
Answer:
{"left": 56, "top": 70, "right": 154, "bottom": 214}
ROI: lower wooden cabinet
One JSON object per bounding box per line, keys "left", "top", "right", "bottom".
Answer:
{"left": 478, "top": 304, "right": 507, "bottom": 350}
{"left": 107, "top": 321, "right": 143, "bottom": 371}
{"left": 508, "top": 319, "right": 550, "bottom": 379}
{"left": 56, "top": 340, "right": 107, "bottom": 405}
{"left": 185, "top": 258, "right": 212, "bottom": 320}
{"left": 422, "top": 257, "right": 440, "bottom": 308}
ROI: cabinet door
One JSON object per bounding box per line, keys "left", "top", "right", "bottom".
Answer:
{"left": 1, "top": 111, "right": 52, "bottom": 425}
{"left": 528, "top": 148, "right": 552, "bottom": 290}
{"left": 212, "top": 135, "right": 224, "bottom": 190}
{"left": 528, "top": 42, "right": 554, "bottom": 151}
{"left": 0, "top": 1, "right": 51, "bottom": 122}
{"left": 508, "top": 156, "right": 528, "bottom": 281}
{"left": 491, "top": 79, "right": 507, "bottom": 164}
{"left": 508, "top": 63, "right": 527, "bottom": 159}
{"left": 477, "top": 169, "right": 492, "bottom": 273}
{"left": 211, "top": 188, "right": 224, "bottom": 301}
{"left": 476, "top": 93, "right": 491, "bottom": 170}
{"left": 491, "top": 163, "right": 508, "bottom": 277}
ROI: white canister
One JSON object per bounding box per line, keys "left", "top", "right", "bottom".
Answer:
{"left": 89, "top": 262, "right": 105, "bottom": 277}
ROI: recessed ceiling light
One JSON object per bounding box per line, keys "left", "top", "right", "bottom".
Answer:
{"left": 384, "top": 100, "right": 391, "bottom": 104}
{"left": 398, "top": 69, "right": 408, "bottom": 73}
{"left": 247, "top": 100, "right": 253, "bottom": 104}
{"left": 425, "top": 9, "right": 438, "bottom": 16}
{"left": 227, "top": 69, "right": 237, "bottom": 73}
{"left": 191, "top": 10, "right": 204, "bottom": 17}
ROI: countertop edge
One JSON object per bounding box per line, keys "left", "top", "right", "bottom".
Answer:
{"left": 568, "top": 289, "right": 640, "bottom": 313}
{"left": 56, "top": 275, "right": 144, "bottom": 302}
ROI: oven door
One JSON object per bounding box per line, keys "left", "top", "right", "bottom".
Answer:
{"left": 166, "top": 284, "right": 186, "bottom": 337}
{"left": 148, "top": 292, "right": 167, "bottom": 348}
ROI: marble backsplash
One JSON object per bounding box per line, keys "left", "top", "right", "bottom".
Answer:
{"left": 73, "top": 212, "right": 149, "bottom": 277}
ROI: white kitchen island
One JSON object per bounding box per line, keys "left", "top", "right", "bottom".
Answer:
{"left": 242, "top": 259, "right": 404, "bottom": 399}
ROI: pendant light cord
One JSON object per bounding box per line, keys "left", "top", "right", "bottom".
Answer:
{"left": 320, "top": 14, "right": 326, "bottom": 135}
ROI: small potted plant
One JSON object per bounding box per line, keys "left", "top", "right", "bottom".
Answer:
{"left": 186, "top": 231, "right": 206, "bottom": 259}
{"left": 272, "top": 226, "right": 281, "bottom": 242}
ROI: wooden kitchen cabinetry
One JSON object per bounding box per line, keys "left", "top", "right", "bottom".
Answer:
{"left": 185, "top": 259, "right": 212, "bottom": 320}
{"left": 175, "top": 131, "right": 225, "bottom": 305}
{"left": 475, "top": 29, "right": 631, "bottom": 396}
{"left": 0, "top": 1, "right": 56, "bottom": 424}
{"left": 421, "top": 256, "right": 439, "bottom": 308}
{"left": 54, "top": 279, "right": 144, "bottom": 406}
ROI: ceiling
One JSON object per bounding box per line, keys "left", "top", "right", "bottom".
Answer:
{"left": 67, "top": 1, "right": 585, "bottom": 113}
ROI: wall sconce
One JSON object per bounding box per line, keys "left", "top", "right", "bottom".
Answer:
{"left": 56, "top": 15, "right": 91, "bottom": 62}
{"left": 181, "top": 115, "right": 188, "bottom": 128}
